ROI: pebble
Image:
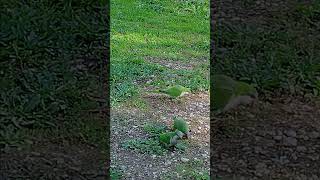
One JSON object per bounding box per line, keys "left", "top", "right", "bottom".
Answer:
{"left": 285, "top": 129, "right": 297, "bottom": 137}
{"left": 283, "top": 137, "right": 298, "bottom": 146}
{"left": 296, "top": 146, "right": 307, "bottom": 152}
{"left": 297, "top": 174, "right": 308, "bottom": 180}
{"left": 308, "top": 155, "right": 319, "bottom": 161}
{"left": 238, "top": 160, "right": 247, "bottom": 167}
{"left": 309, "top": 131, "right": 320, "bottom": 139}
{"left": 265, "top": 140, "right": 276, "bottom": 147}
{"left": 181, "top": 157, "right": 189, "bottom": 163}
{"left": 302, "top": 135, "right": 309, "bottom": 141}
{"left": 291, "top": 153, "right": 298, "bottom": 160}
{"left": 255, "top": 162, "right": 269, "bottom": 177}
{"left": 267, "top": 130, "right": 276, "bottom": 136}
{"left": 277, "top": 130, "right": 283, "bottom": 136}
{"left": 274, "top": 135, "right": 282, "bottom": 141}
{"left": 254, "top": 147, "right": 263, "bottom": 154}
{"left": 242, "top": 147, "right": 251, "bottom": 151}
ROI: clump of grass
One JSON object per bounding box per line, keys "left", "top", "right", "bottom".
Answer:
{"left": 121, "top": 123, "right": 168, "bottom": 155}
{"left": 122, "top": 138, "right": 166, "bottom": 155}
{"left": 162, "top": 159, "right": 209, "bottom": 180}
{"left": 143, "top": 122, "right": 168, "bottom": 137}
{"left": 110, "top": 167, "right": 123, "bottom": 180}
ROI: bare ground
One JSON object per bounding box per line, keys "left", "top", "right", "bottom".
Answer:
{"left": 0, "top": 139, "right": 108, "bottom": 180}
{"left": 111, "top": 91, "right": 210, "bottom": 179}
{"left": 211, "top": 95, "right": 320, "bottom": 179}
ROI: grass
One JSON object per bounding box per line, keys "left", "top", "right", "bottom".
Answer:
{"left": 161, "top": 159, "right": 209, "bottom": 180}
{"left": 121, "top": 122, "right": 169, "bottom": 156}
{"left": 143, "top": 122, "right": 168, "bottom": 137}
{"left": 121, "top": 122, "right": 188, "bottom": 155}
{"left": 122, "top": 138, "right": 166, "bottom": 155}
{"left": 110, "top": 167, "right": 123, "bottom": 180}
{"left": 213, "top": 1, "right": 320, "bottom": 97}
{"left": 0, "top": 1, "right": 109, "bottom": 151}
{"left": 111, "top": 0, "right": 210, "bottom": 106}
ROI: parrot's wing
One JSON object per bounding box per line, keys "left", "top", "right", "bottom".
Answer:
{"left": 160, "top": 85, "right": 190, "bottom": 98}
{"left": 173, "top": 117, "right": 189, "bottom": 133}
{"left": 159, "top": 132, "right": 178, "bottom": 147}
{"left": 212, "top": 84, "right": 235, "bottom": 111}
{"left": 177, "top": 85, "right": 190, "bottom": 92}
{"left": 213, "top": 74, "right": 237, "bottom": 89}
{"left": 235, "top": 81, "right": 258, "bottom": 98}
{"left": 166, "top": 87, "right": 182, "bottom": 97}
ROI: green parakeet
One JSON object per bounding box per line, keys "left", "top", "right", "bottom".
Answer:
{"left": 212, "top": 74, "right": 258, "bottom": 114}
{"left": 172, "top": 117, "right": 190, "bottom": 139}
{"left": 156, "top": 85, "right": 190, "bottom": 98}
{"left": 159, "top": 132, "right": 179, "bottom": 148}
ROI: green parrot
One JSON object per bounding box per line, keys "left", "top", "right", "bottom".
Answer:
{"left": 153, "top": 85, "right": 190, "bottom": 98}
{"left": 172, "top": 117, "right": 190, "bottom": 139}
{"left": 212, "top": 74, "right": 258, "bottom": 114}
{"left": 159, "top": 132, "right": 179, "bottom": 149}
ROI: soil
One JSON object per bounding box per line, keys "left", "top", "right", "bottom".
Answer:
{"left": 211, "top": 96, "right": 320, "bottom": 179}
{"left": 110, "top": 91, "right": 210, "bottom": 179}
{"left": 0, "top": 139, "right": 108, "bottom": 180}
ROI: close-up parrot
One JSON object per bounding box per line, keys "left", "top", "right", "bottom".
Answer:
{"left": 212, "top": 74, "right": 258, "bottom": 114}
{"left": 172, "top": 117, "right": 190, "bottom": 139}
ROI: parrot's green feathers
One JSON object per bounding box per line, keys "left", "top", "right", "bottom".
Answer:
{"left": 212, "top": 75, "right": 237, "bottom": 111}
{"left": 159, "top": 132, "right": 178, "bottom": 147}
{"left": 235, "top": 81, "right": 258, "bottom": 98}
{"left": 212, "top": 74, "right": 258, "bottom": 113}
{"left": 159, "top": 85, "right": 190, "bottom": 98}
{"left": 173, "top": 117, "right": 190, "bottom": 139}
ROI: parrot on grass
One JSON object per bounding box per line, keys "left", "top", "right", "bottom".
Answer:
{"left": 212, "top": 74, "right": 258, "bottom": 114}
{"left": 159, "top": 117, "right": 191, "bottom": 150}
{"left": 172, "top": 117, "right": 190, "bottom": 139}
{"left": 151, "top": 85, "right": 190, "bottom": 99}
{"left": 159, "top": 132, "right": 180, "bottom": 150}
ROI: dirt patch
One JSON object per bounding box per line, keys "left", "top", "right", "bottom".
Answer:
{"left": 0, "top": 140, "right": 108, "bottom": 180}
{"left": 144, "top": 56, "right": 205, "bottom": 70}
{"left": 211, "top": 96, "right": 320, "bottom": 179}
{"left": 111, "top": 92, "right": 210, "bottom": 179}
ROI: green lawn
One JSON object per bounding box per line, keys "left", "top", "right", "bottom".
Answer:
{"left": 111, "top": 0, "right": 210, "bottom": 106}
{"left": 0, "top": 1, "right": 109, "bottom": 151}
{"left": 213, "top": 1, "right": 320, "bottom": 96}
